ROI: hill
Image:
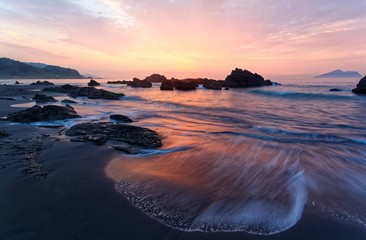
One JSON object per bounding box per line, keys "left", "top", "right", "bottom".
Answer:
{"left": 315, "top": 69, "right": 362, "bottom": 78}
{"left": 0, "top": 57, "right": 85, "bottom": 79}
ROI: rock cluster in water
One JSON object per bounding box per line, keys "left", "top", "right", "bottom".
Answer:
{"left": 223, "top": 68, "right": 273, "bottom": 88}
{"left": 32, "top": 94, "right": 57, "bottom": 103}
{"left": 87, "top": 79, "right": 100, "bottom": 86}
{"left": 30, "top": 80, "right": 54, "bottom": 86}
{"left": 129, "top": 78, "right": 152, "bottom": 88}
{"left": 7, "top": 105, "right": 80, "bottom": 122}
{"left": 66, "top": 122, "right": 162, "bottom": 148}
{"left": 352, "top": 76, "right": 366, "bottom": 94}
{"left": 43, "top": 84, "right": 124, "bottom": 100}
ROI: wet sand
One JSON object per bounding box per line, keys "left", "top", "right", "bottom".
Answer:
{"left": 0, "top": 84, "right": 365, "bottom": 239}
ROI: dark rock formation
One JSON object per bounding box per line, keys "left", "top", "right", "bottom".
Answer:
{"left": 224, "top": 87, "right": 229, "bottom": 90}
{"left": 130, "top": 78, "right": 152, "bottom": 88}
{"left": 30, "top": 80, "right": 54, "bottom": 86}
{"left": 110, "top": 114, "right": 133, "bottom": 123}
{"left": 144, "top": 74, "right": 167, "bottom": 83}
{"left": 32, "top": 94, "right": 57, "bottom": 103}
{"left": 61, "top": 99, "right": 77, "bottom": 104}
{"left": 107, "top": 80, "right": 132, "bottom": 84}
{"left": 15, "top": 81, "right": 21, "bottom": 84}
{"left": 160, "top": 80, "right": 175, "bottom": 90}
{"left": 88, "top": 79, "right": 100, "bottom": 86}
{"left": 175, "top": 81, "right": 197, "bottom": 91}
{"left": 65, "top": 122, "right": 162, "bottom": 148}
{"left": 0, "top": 97, "right": 15, "bottom": 100}
{"left": 352, "top": 76, "right": 366, "bottom": 94}
{"left": 0, "top": 129, "right": 9, "bottom": 138}
{"left": 223, "top": 68, "right": 273, "bottom": 88}
{"left": 7, "top": 105, "right": 80, "bottom": 122}
{"left": 43, "top": 84, "right": 124, "bottom": 100}
{"left": 329, "top": 88, "right": 342, "bottom": 92}
{"left": 203, "top": 81, "right": 223, "bottom": 90}
{"left": 43, "top": 84, "right": 80, "bottom": 93}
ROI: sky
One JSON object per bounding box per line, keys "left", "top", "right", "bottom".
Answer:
{"left": 0, "top": 0, "right": 365, "bottom": 79}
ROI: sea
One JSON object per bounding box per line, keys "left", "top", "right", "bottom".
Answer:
{"left": 4, "top": 75, "right": 366, "bottom": 237}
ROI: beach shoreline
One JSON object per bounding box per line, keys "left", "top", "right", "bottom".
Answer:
{"left": 0, "top": 83, "right": 366, "bottom": 240}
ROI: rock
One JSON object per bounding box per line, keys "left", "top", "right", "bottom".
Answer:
{"left": 0, "top": 129, "right": 9, "bottom": 138}
{"left": 43, "top": 84, "right": 80, "bottom": 93}
{"left": 7, "top": 105, "right": 81, "bottom": 122}
{"left": 352, "top": 76, "right": 366, "bottom": 94}
{"left": 329, "top": 88, "right": 342, "bottom": 92}
{"left": 224, "top": 87, "right": 229, "bottom": 90}
{"left": 88, "top": 79, "right": 100, "bottom": 86}
{"left": 65, "top": 122, "right": 162, "bottom": 148}
{"left": 160, "top": 80, "right": 175, "bottom": 90}
{"left": 130, "top": 78, "right": 152, "bottom": 88}
{"left": 107, "top": 80, "right": 131, "bottom": 84}
{"left": 110, "top": 114, "right": 133, "bottom": 123}
{"left": 68, "top": 87, "right": 124, "bottom": 100}
{"left": 30, "top": 80, "right": 54, "bottom": 86}
{"left": 43, "top": 85, "right": 124, "bottom": 100}
{"left": 15, "top": 81, "right": 21, "bottom": 85}
{"left": 144, "top": 74, "right": 167, "bottom": 83}
{"left": 223, "top": 68, "right": 274, "bottom": 88}
{"left": 0, "top": 97, "right": 15, "bottom": 100}
{"left": 203, "top": 81, "right": 223, "bottom": 90}
{"left": 61, "top": 99, "right": 77, "bottom": 104}
{"left": 175, "top": 81, "right": 197, "bottom": 91}
{"left": 32, "top": 94, "right": 57, "bottom": 103}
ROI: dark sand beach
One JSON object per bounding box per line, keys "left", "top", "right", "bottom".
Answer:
{"left": 1, "top": 82, "right": 366, "bottom": 240}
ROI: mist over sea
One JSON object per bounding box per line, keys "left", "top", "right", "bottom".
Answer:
{"left": 6, "top": 75, "right": 366, "bottom": 237}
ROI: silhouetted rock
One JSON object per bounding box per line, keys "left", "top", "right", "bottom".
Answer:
{"left": 224, "top": 87, "right": 229, "bottom": 90}
{"left": 15, "top": 81, "right": 20, "bottom": 85}
{"left": 7, "top": 105, "right": 80, "bottom": 122}
{"left": 30, "top": 80, "right": 54, "bottom": 86}
{"left": 223, "top": 68, "right": 273, "bottom": 88}
{"left": 130, "top": 78, "right": 152, "bottom": 88}
{"left": 88, "top": 79, "right": 100, "bottom": 86}
{"left": 329, "top": 88, "right": 342, "bottom": 92}
{"left": 352, "top": 76, "right": 366, "bottom": 94}
{"left": 175, "top": 81, "right": 197, "bottom": 91}
{"left": 107, "top": 80, "right": 132, "bottom": 84}
{"left": 203, "top": 81, "right": 223, "bottom": 90}
{"left": 160, "top": 80, "right": 175, "bottom": 90}
{"left": 110, "top": 114, "right": 133, "bottom": 123}
{"left": 43, "top": 84, "right": 80, "bottom": 93}
{"left": 32, "top": 94, "right": 57, "bottom": 103}
{"left": 61, "top": 99, "right": 77, "bottom": 104}
{"left": 65, "top": 122, "right": 162, "bottom": 148}
{"left": 43, "top": 85, "right": 124, "bottom": 100}
{"left": 0, "top": 129, "right": 9, "bottom": 138}
{"left": 68, "top": 87, "right": 124, "bottom": 100}
{"left": 144, "top": 74, "right": 167, "bottom": 83}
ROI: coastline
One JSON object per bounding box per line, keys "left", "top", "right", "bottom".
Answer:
{"left": 0, "top": 84, "right": 365, "bottom": 239}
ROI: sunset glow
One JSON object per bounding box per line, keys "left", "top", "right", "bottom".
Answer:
{"left": 1, "top": 0, "right": 365, "bottom": 78}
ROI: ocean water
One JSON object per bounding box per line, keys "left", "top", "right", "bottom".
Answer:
{"left": 11, "top": 76, "right": 366, "bottom": 235}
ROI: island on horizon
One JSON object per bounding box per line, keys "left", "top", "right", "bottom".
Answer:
{"left": 314, "top": 69, "right": 362, "bottom": 78}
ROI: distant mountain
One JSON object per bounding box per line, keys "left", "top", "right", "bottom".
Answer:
{"left": 0, "top": 57, "right": 85, "bottom": 79}
{"left": 315, "top": 69, "right": 362, "bottom": 78}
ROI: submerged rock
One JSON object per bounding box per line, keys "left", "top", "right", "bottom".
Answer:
{"left": 66, "top": 122, "right": 162, "bottom": 148}
{"left": 0, "top": 129, "right": 9, "bottom": 138}
{"left": 203, "top": 81, "right": 223, "bottom": 90}
{"left": 32, "top": 94, "right": 57, "bottom": 103}
{"left": 160, "top": 80, "right": 175, "bottom": 91}
{"left": 223, "top": 68, "right": 273, "bottom": 88}
{"left": 43, "top": 84, "right": 124, "bottom": 100}
{"left": 30, "top": 80, "right": 54, "bottom": 86}
{"left": 130, "top": 78, "right": 152, "bottom": 88}
{"left": 175, "top": 81, "right": 197, "bottom": 91}
{"left": 110, "top": 114, "right": 133, "bottom": 123}
{"left": 329, "top": 88, "right": 342, "bottom": 92}
{"left": 88, "top": 79, "right": 100, "bottom": 86}
{"left": 7, "top": 105, "right": 80, "bottom": 122}
{"left": 61, "top": 99, "right": 77, "bottom": 104}
{"left": 352, "top": 76, "right": 366, "bottom": 94}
